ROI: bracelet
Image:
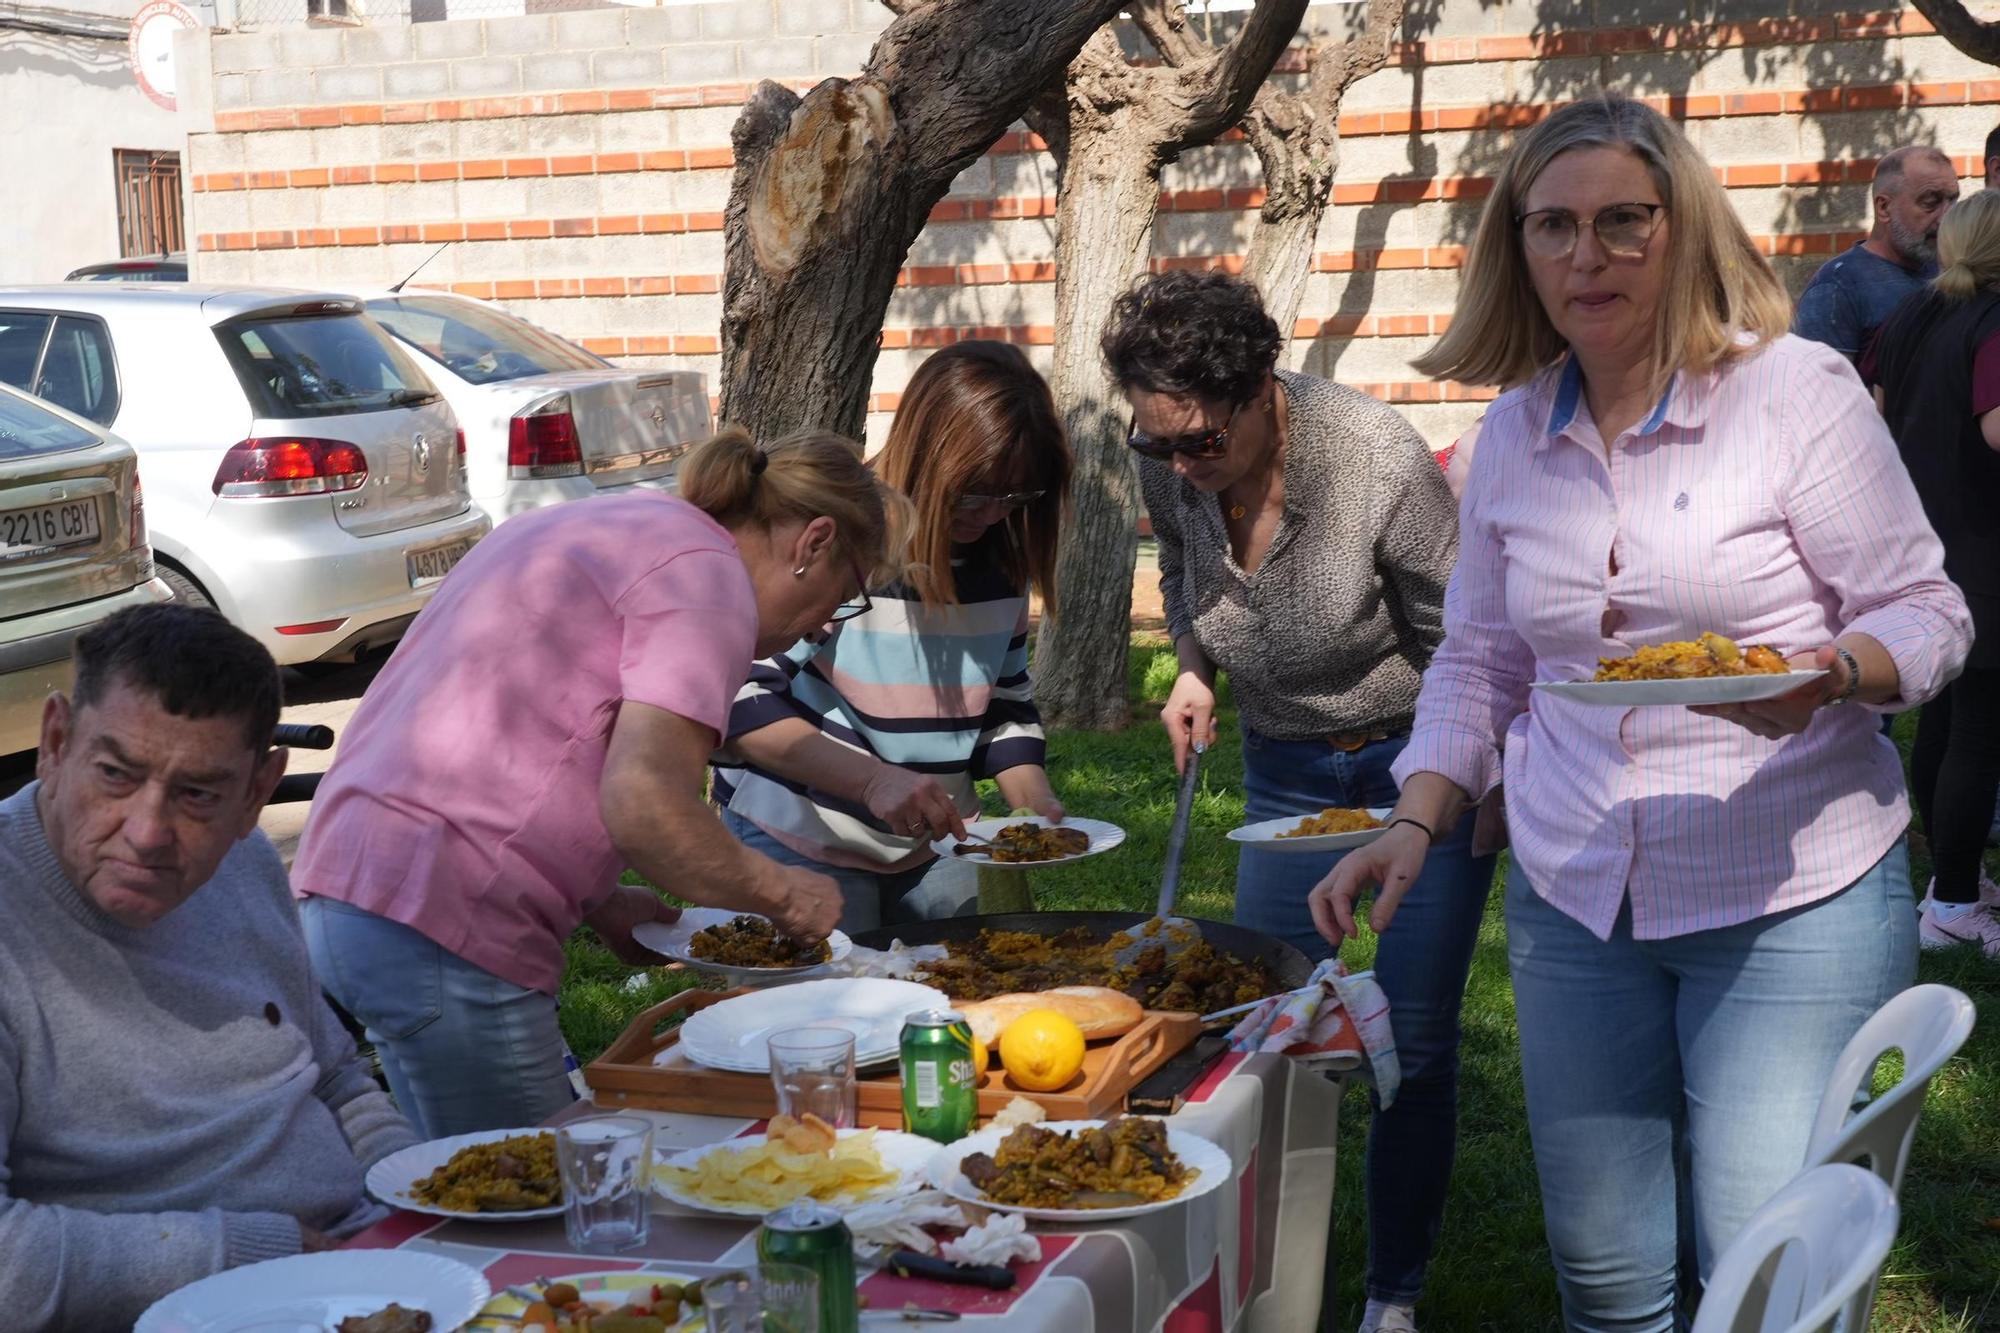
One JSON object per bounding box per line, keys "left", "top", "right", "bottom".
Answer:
{"left": 1387, "top": 816, "right": 1435, "bottom": 844}
{"left": 1824, "top": 644, "right": 1863, "bottom": 707}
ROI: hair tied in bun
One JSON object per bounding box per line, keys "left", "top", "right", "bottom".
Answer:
{"left": 749, "top": 449, "right": 769, "bottom": 476}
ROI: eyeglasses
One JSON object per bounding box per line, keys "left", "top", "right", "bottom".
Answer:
{"left": 1515, "top": 201, "right": 1665, "bottom": 260}
{"left": 1124, "top": 404, "right": 1242, "bottom": 462}
{"left": 827, "top": 555, "right": 874, "bottom": 624}
{"left": 953, "top": 490, "right": 1045, "bottom": 513}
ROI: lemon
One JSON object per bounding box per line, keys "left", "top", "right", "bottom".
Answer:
{"left": 997, "top": 1010, "right": 1086, "bottom": 1092}
{"left": 970, "top": 1034, "right": 991, "bottom": 1083}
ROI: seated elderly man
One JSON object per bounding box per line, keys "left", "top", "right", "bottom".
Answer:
{"left": 0, "top": 604, "right": 416, "bottom": 1327}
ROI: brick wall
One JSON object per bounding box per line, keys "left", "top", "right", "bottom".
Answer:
{"left": 178, "top": 0, "right": 1996, "bottom": 446}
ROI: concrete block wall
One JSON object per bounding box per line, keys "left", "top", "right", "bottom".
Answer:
{"left": 181, "top": 0, "right": 1989, "bottom": 446}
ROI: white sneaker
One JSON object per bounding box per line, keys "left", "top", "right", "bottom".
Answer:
{"left": 1358, "top": 1303, "right": 1419, "bottom": 1333}
{"left": 1924, "top": 873, "right": 2000, "bottom": 910}
{"left": 1919, "top": 897, "right": 2000, "bottom": 957}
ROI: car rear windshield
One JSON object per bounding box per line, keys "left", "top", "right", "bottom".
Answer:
{"left": 215, "top": 311, "right": 442, "bottom": 419}
{"left": 0, "top": 389, "right": 99, "bottom": 461}
{"left": 367, "top": 295, "right": 604, "bottom": 386}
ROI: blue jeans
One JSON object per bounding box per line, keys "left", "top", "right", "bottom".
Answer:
{"left": 1234, "top": 729, "right": 1497, "bottom": 1305}
{"left": 721, "top": 808, "right": 978, "bottom": 934}
{"left": 1506, "top": 843, "right": 1917, "bottom": 1332}
{"left": 301, "top": 896, "right": 578, "bottom": 1140}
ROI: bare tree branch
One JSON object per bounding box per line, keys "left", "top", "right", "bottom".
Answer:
{"left": 1130, "top": 0, "right": 1204, "bottom": 67}
{"left": 1170, "top": 0, "right": 1312, "bottom": 144}
{"left": 1909, "top": 0, "right": 2000, "bottom": 65}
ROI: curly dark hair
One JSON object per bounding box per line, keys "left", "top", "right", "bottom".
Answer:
{"left": 1100, "top": 270, "right": 1284, "bottom": 406}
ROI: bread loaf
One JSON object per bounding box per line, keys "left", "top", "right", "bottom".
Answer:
{"left": 958, "top": 987, "right": 1144, "bottom": 1047}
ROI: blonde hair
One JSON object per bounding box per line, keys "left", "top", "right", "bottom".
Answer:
{"left": 871, "top": 342, "right": 1072, "bottom": 611}
{"left": 1415, "top": 92, "right": 1791, "bottom": 396}
{"left": 1935, "top": 188, "right": 2000, "bottom": 301}
{"left": 679, "top": 426, "right": 913, "bottom": 583}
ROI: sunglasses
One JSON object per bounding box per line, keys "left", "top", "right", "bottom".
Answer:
{"left": 827, "top": 554, "right": 874, "bottom": 624}
{"left": 1124, "top": 403, "right": 1243, "bottom": 462}
{"left": 953, "top": 490, "right": 1045, "bottom": 513}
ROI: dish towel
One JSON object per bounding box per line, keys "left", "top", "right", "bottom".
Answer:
{"left": 1224, "top": 958, "right": 1401, "bottom": 1108}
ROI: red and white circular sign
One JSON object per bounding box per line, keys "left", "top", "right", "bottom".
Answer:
{"left": 129, "top": 0, "right": 199, "bottom": 112}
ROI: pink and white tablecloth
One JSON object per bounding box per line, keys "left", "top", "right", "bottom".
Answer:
{"left": 346, "top": 1053, "right": 1342, "bottom": 1332}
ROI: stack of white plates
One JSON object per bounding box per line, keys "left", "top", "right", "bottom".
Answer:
{"left": 677, "top": 977, "right": 948, "bottom": 1073}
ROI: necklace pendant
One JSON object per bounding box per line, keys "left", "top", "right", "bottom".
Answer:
{"left": 1227, "top": 502, "right": 1247, "bottom": 520}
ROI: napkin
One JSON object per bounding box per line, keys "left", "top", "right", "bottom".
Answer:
{"left": 940, "top": 1211, "right": 1041, "bottom": 1267}
{"left": 845, "top": 1189, "right": 970, "bottom": 1257}
{"left": 1225, "top": 958, "right": 1401, "bottom": 1108}
{"left": 826, "top": 942, "right": 950, "bottom": 980}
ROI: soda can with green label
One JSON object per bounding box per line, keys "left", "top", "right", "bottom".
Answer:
{"left": 758, "top": 1198, "right": 857, "bottom": 1333}
{"left": 900, "top": 1008, "right": 977, "bottom": 1143}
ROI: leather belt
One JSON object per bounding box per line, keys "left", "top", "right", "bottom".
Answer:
{"left": 1324, "top": 727, "right": 1393, "bottom": 752}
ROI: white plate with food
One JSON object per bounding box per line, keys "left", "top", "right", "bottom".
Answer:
{"left": 927, "top": 1117, "right": 1233, "bottom": 1222}
{"left": 654, "top": 1119, "right": 937, "bottom": 1217}
{"left": 678, "top": 977, "right": 949, "bottom": 1074}
{"left": 364, "top": 1128, "right": 563, "bottom": 1220}
{"left": 134, "top": 1250, "right": 490, "bottom": 1333}
{"left": 1534, "top": 672, "right": 1825, "bottom": 707}
{"left": 633, "top": 908, "right": 852, "bottom": 987}
{"left": 930, "top": 816, "right": 1126, "bottom": 868}
{"left": 476, "top": 1271, "right": 702, "bottom": 1327}
{"left": 1227, "top": 807, "right": 1393, "bottom": 854}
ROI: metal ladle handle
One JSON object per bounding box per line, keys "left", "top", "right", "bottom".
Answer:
{"left": 1157, "top": 740, "right": 1206, "bottom": 919}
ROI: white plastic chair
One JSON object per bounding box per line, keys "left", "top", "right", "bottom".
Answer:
{"left": 1690, "top": 1164, "right": 1899, "bottom": 1333}
{"left": 1802, "top": 984, "right": 1977, "bottom": 1193}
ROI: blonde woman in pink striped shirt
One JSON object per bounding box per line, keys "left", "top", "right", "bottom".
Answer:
{"left": 1309, "top": 94, "right": 1972, "bottom": 1331}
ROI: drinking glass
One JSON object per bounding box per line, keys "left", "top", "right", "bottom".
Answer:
{"left": 701, "top": 1264, "right": 820, "bottom": 1333}
{"left": 555, "top": 1114, "right": 654, "bottom": 1252}
{"left": 766, "top": 1027, "right": 858, "bottom": 1129}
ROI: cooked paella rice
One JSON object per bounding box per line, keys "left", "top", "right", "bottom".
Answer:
{"left": 409, "top": 1131, "right": 560, "bottom": 1212}
{"left": 1593, "top": 632, "right": 1789, "bottom": 682}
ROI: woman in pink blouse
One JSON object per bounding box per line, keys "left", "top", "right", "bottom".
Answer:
{"left": 1309, "top": 94, "right": 1971, "bottom": 1330}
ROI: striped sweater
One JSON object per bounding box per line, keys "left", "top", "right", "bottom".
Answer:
{"left": 714, "top": 557, "right": 1045, "bottom": 872}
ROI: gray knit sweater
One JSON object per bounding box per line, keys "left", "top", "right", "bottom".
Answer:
{"left": 1140, "top": 370, "right": 1459, "bottom": 740}
{"left": 0, "top": 783, "right": 418, "bottom": 1331}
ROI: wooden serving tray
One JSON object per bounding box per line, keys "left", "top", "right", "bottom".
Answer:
{"left": 584, "top": 989, "right": 1205, "bottom": 1128}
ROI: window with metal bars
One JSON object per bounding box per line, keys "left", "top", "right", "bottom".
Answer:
{"left": 113, "top": 149, "right": 184, "bottom": 258}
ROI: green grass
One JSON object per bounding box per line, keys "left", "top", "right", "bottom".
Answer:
{"left": 560, "top": 638, "right": 2000, "bottom": 1331}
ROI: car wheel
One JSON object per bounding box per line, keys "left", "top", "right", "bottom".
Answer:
{"left": 157, "top": 566, "right": 214, "bottom": 608}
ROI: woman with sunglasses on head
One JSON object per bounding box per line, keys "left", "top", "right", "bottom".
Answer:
{"left": 1103, "top": 268, "right": 1491, "bottom": 1333}
{"left": 714, "top": 341, "right": 1073, "bottom": 931}
{"left": 1309, "top": 95, "right": 1969, "bottom": 1330}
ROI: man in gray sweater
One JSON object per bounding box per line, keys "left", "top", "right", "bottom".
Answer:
{"left": 0, "top": 605, "right": 418, "bottom": 1329}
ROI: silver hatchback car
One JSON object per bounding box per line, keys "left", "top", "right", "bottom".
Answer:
{"left": 0, "top": 383, "right": 171, "bottom": 755}
{"left": 0, "top": 286, "right": 489, "bottom": 666}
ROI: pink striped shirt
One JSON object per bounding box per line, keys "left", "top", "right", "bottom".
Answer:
{"left": 1393, "top": 334, "right": 1972, "bottom": 941}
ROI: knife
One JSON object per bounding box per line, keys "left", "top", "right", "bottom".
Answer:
{"left": 886, "top": 1248, "right": 1018, "bottom": 1290}
{"left": 1125, "top": 1033, "right": 1230, "bottom": 1115}
{"left": 1157, "top": 740, "right": 1206, "bottom": 919}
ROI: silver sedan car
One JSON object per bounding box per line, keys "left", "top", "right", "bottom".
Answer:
{"left": 0, "top": 286, "right": 489, "bottom": 667}
{"left": 359, "top": 290, "right": 710, "bottom": 527}
{"left": 0, "top": 383, "right": 171, "bottom": 755}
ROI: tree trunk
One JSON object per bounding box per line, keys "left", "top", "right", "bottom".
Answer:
{"left": 1032, "top": 148, "right": 1166, "bottom": 731}
{"left": 717, "top": 0, "right": 1127, "bottom": 441}
{"left": 1028, "top": 0, "right": 1312, "bottom": 732}
{"left": 1908, "top": 0, "right": 2000, "bottom": 65}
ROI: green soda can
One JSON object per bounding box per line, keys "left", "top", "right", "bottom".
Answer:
{"left": 758, "top": 1198, "right": 858, "bottom": 1333}
{"left": 900, "top": 1008, "right": 978, "bottom": 1144}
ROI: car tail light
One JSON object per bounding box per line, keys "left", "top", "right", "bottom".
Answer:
{"left": 212, "top": 438, "right": 369, "bottom": 498}
{"left": 508, "top": 397, "right": 583, "bottom": 479}
{"left": 130, "top": 473, "right": 147, "bottom": 550}
{"left": 455, "top": 428, "right": 466, "bottom": 459}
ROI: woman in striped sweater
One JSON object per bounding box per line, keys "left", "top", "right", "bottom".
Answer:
{"left": 713, "top": 341, "right": 1073, "bottom": 931}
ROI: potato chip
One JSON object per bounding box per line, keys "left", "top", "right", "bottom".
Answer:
{"left": 656, "top": 1128, "right": 898, "bottom": 1210}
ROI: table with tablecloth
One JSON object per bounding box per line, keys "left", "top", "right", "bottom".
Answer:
{"left": 345, "top": 1052, "right": 1342, "bottom": 1332}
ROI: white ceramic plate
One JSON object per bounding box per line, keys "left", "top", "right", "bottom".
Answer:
{"left": 678, "top": 977, "right": 950, "bottom": 1074}
{"left": 364, "top": 1127, "right": 564, "bottom": 1221}
{"left": 928, "top": 1119, "right": 1234, "bottom": 1222}
{"left": 929, "top": 815, "right": 1126, "bottom": 868}
{"left": 1533, "top": 670, "right": 1827, "bottom": 707}
{"left": 653, "top": 1127, "right": 938, "bottom": 1217}
{"left": 633, "top": 908, "right": 853, "bottom": 987}
{"left": 1227, "top": 807, "right": 1394, "bottom": 854}
{"left": 135, "top": 1251, "right": 490, "bottom": 1333}
{"left": 478, "top": 1270, "right": 700, "bottom": 1321}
